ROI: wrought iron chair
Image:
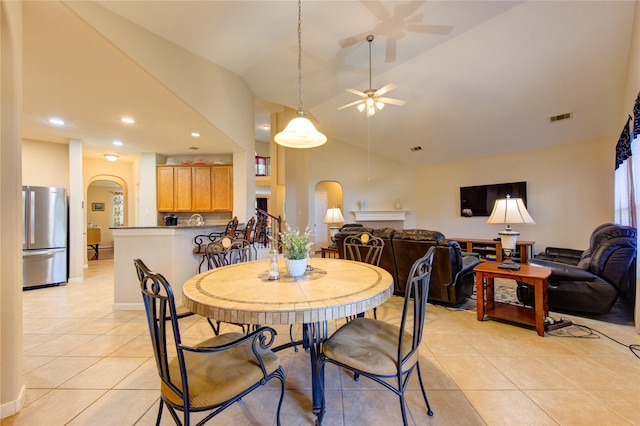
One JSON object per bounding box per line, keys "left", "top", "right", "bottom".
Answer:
{"left": 343, "top": 232, "right": 385, "bottom": 319}
{"left": 241, "top": 216, "right": 255, "bottom": 241}
{"left": 204, "top": 238, "right": 256, "bottom": 334}
{"left": 317, "top": 246, "right": 436, "bottom": 426}
{"left": 134, "top": 258, "right": 285, "bottom": 426}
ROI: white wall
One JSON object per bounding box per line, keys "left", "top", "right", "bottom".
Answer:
{"left": 302, "top": 138, "right": 417, "bottom": 229}
{"left": 415, "top": 137, "right": 613, "bottom": 253}
{"left": 22, "top": 139, "right": 68, "bottom": 188}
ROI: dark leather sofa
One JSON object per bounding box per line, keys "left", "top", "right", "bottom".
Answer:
{"left": 334, "top": 227, "right": 480, "bottom": 304}
{"left": 523, "top": 223, "right": 637, "bottom": 314}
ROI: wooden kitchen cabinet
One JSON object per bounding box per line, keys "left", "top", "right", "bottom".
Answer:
{"left": 157, "top": 164, "right": 233, "bottom": 212}
{"left": 192, "top": 166, "right": 213, "bottom": 211}
{"left": 157, "top": 166, "right": 175, "bottom": 212}
{"left": 212, "top": 165, "right": 233, "bottom": 211}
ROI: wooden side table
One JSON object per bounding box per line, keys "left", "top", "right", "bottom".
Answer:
{"left": 321, "top": 246, "right": 338, "bottom": 258}
{"left": 475, "top": 262, "right": 551, "bottom": 336}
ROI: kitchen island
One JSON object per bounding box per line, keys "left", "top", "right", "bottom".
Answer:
{"left": 111, "top": 225, "right": 226, "bottom": 310}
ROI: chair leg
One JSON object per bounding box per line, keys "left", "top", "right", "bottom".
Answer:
{"left": 399, "top": 394, "right": 409, "bottom": 426}
{"left": 155, "top": 397, "right": 163, "bottom": 426}
{"left": 416, "top": 362, "right": 434, "bottom": 416}
{"left": 275, "top": 366, "right": 286, "bottom": 426}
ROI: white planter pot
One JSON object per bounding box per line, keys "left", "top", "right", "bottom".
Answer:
{"left": 286, "top": 258, "right": 308, "bottom": 277}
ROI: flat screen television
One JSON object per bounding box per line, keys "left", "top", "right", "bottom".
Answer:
{"left": 460, "top": 181, "right": 527, "bottom": 217}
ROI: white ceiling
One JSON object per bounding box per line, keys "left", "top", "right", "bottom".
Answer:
{"left": 22, "top": 1, "right": 636, "bottom": 166}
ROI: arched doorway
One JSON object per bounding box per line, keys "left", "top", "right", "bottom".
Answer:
{"left": 313, "top": 181, "right": 343, "bottom": 250}
{"left": 86, "top": 175, "right": 127, "bottom": 260}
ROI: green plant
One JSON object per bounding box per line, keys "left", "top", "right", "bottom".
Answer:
{"left": 280, "top": 225, "right": 313, "bottom": 260}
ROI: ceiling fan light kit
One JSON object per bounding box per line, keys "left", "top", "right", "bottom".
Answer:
{"left": 338, "top": 34, "right": 405, "bottom": 117}
{"left": 274, "top": 0, "right": 327, "bottom": 149}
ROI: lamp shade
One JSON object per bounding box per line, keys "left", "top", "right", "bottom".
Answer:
{"left": 486, "top": 197, "right": 535, "bottom": 226}
{"left": 323, "top": 207, "right": 345, "bottom": 224}
{"left": 274, "top": 115, "right": 327, "bottom": 148}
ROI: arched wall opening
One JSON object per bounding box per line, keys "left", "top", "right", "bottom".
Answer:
{"left": 313, "top": 181, "right": 343, "bottom": 250}
{"left": 85, "top": 175, "right": 128, "bottom": 260}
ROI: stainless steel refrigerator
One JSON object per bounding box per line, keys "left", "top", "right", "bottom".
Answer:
{"left": 22, "top": 186, "right": 68, "bottom": 289}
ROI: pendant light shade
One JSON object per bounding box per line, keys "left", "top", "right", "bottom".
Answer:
{"left": 274, "top": 113, "right": 327, "bottom": 148}
{"left": 274, "top": 0, "right": 327, "bottom": 149}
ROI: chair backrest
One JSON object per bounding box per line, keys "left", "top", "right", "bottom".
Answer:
{"left": 206, "top": 237, "right": 255, "bottom": 269}
{"left": 397, "top": 246, "right": 435, "bottom": 371}
{"left": 227, "top": 216, "right": 239, "bottom": 238}
{"left": 253, "top": 213, "right": 267, "bottom": 246}
{"left": 343, "top": 232, "right": 385, "bottom": 266}
{"left": 242, "top": 216, "right": 255, "bottom": 240}
{"left": 134, "top": 259, "right": 188, "bottom": 404}
{"left": 586, "top": 224, "right": 637, "bottom": 295}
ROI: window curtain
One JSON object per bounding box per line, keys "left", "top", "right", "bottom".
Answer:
{"left": 632, "top": 93, "right": 640, "bottom": 335}
{"left": 111, "top": 191, "right": 124, "bottom": 226}
{"left": 617, "top": 92, "right": 640, "bottom": 334}
{"left": 614, "top": 115, "right": 635, "bottom": 226}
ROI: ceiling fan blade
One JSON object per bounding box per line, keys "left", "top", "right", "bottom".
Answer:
{"left": 378, "top": 97, "right": 405, "bottom": 106}
{"left": 338, "top": 99, "right": 365, "bottom": 110}
{"left": 375, "top": 83, "right": 397, "bottom": 97}
{"left": 395, "top": 1, "right": 424, "bottom": 18}
{"left": 363, "top": 0, "right": 390, "bottom": 21}
{"left": 406, "top": 24, "right": 453, "bottom": 35}
{"left": 345, "top": 88, "right": 367, "bottom": 97}
{"left": 339, "top": 32, "right": 369, "bottom": 49}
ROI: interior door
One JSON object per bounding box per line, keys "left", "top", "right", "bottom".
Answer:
{"left": 314, "top": 191, "right": 328, "bottom": 250}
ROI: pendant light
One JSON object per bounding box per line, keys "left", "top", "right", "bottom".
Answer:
{"left": 274, "top": 0, "right": 327, "bottom": 149}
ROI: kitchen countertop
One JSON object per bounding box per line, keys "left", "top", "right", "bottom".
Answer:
{"left": 110, "top": 224, "right": 227, "bottom": 230}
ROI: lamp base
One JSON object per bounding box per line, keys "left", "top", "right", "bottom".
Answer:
{"left": 497, "top": 261, "right": 520, "bottom": 270}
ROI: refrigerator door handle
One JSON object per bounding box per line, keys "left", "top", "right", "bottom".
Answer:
{"left": 22, "top": 188, "right": 27, "bottom": 246}
{"left": 29, "top": 191, "right": 36, "bottom": 245}
{"left": 23, "top": 248, "right": 66, "bottom": 257}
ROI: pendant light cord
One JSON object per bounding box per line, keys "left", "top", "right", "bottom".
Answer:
{"left": 297, "top": 0, "right": 304, "bottom": 114}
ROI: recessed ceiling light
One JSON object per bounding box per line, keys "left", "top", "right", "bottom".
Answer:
{"left": 104, "top": 154, "right": 119, "bottom": 162}
{"left": 191, "top": 132, "right": 201, "bottom": 137}
{"left": 48, "top": 118, "right": 65, "bottom": 126}
{"left": 260, "top": 124, "right": 270, "bottom": 131}
{"left": 112, "top": 140, "right": 123, "bottom": 146}
{"left": 121, "top": 117, "right": 135, "bottom": 124}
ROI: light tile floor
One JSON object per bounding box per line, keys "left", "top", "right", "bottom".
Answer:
{"left": 4, "top": 258, "right": 640, "bottom": 425}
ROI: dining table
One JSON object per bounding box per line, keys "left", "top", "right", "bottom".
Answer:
{"left": 182, "top": 257, "right": 394, "bottom": 418}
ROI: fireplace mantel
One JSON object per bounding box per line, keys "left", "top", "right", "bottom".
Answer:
{"left": 351, "top": 210, "right": 409, "bottom": 222}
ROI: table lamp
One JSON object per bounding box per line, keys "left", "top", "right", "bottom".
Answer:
{"left": 486, "top": 195, "right": 535, "bottom": 270}
{"left": 323, "top": 207, "right": 345, "bottom": 242}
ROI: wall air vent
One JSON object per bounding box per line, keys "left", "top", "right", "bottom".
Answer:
{"left": 549, "top": 112, "right": 572, "bottom": 123}
{"left": 410, "top": 146, "right": 422, "bottom": 152}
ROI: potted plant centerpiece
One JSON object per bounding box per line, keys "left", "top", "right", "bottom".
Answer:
{"left": 280, "top": 225, "right": 313, "bottom": 277}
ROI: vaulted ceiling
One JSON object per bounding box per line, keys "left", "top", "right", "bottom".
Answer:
{"left": 22, "top": 1, "right": 637, "bottom": 166}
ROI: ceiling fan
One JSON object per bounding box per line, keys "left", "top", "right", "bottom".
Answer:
{"left": 337, "top": 35, "right": 405, "bottom": 117}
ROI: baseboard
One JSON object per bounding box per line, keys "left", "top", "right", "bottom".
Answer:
{"left": 0, "top": 385, "right": 26, "bottom": 419}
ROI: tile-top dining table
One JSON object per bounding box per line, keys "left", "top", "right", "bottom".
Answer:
{"left": 182, "top": 257, "right": 394, "bottom": 418}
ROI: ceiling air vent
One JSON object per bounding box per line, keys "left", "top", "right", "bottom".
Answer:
{"left": 410, "top": 146, "right": 422, "bottom": 152}
{"left": 549, "top": 112, "right": 572, "bottom": 123}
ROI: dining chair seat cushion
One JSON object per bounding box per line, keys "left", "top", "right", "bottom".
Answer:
{"left": 161, "top": 332, "right": 280, "bottom": 408}
{"left": 322, "top": 318, "right": 417, "bottom": 376}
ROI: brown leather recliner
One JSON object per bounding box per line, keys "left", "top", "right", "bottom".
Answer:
{"left": 524, "top": 223, "right": 637, "bottom": 314}
{"left": 334, "top": 227, "right": 480, "bottom": 304}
